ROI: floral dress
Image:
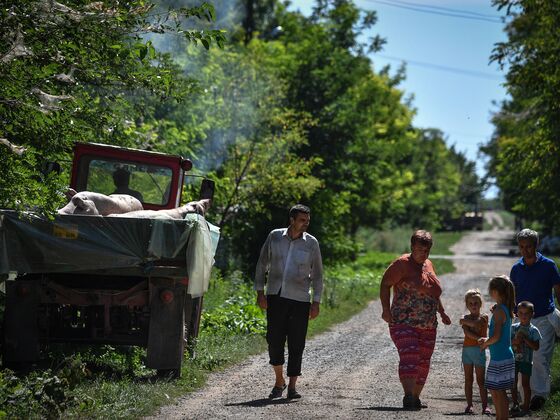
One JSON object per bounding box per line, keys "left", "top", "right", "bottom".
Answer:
{"left": 386, "top": 254, "right": 441, "bottom": 330}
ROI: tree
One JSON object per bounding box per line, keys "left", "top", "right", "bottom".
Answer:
{"left": 144, "top": 40, "right": 322, "bottom": 269}
{"left": 0, "top": 0, "right": 225, "bottom": 212}
{"left": 483, "top": 0, "right": 560, "bottom": 231}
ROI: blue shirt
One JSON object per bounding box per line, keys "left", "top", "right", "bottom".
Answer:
{"left": 510, "top": 253, "right": 560, "bottom": 317}
{"left": 489, "top": 304, "right": 514, "bottom": 361}
{"left": 511, "top": 322, "right": 541, "bottom": 364}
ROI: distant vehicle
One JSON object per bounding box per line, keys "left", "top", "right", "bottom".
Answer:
{"left": 443, "top": 212, "right": 484, "bottom": 231}
{"left": 538, "top": 235, "right": 560, "bottom": 256}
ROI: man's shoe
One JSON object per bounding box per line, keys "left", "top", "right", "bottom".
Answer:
{"left": 268, "top": 384, "right": 286, "bottom": 400}
{"left": 287, "top": 388, "right": 302, "bottom": 399}
{"left": 403, "top": 394, "right": 420, "bottom": 410}
{"left": 529, "top": 396, "right": 546, "bottom": 411}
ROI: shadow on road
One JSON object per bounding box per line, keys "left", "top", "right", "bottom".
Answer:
{"left": 224, "top": 398, "right": 297, "bottom": 407}
{"left": 355, "top": 406, "right": 405, "bottom": 412}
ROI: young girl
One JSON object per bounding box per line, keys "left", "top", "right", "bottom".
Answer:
{"left": 478, "top": 276, "right": 516, "bottom": 420}
{"left": 459, "top": 289, "right": 490, "bottom": 414}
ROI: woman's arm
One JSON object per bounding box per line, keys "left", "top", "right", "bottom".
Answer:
{"left": 438, "top": 298, "right": 451, "bottom": 325}
{"left": 380, "top": 275, "right": 393, "bottom": 323}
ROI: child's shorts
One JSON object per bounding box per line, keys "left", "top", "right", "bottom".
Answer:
{"left": 486, "top": 358, "right": 515, "bottom": 390}
{"left": 462, "top": 346, "right": 486, "bottom": 367}
{"left": 515, "top": 361, "right": 532, "bottom": 376}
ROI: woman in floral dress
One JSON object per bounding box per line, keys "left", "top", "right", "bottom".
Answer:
{"left": 380, "top": 230, "right": 452, "bottom": 410}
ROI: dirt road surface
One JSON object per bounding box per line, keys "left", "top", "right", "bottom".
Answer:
{"left": 152, "top": 230, "right": 543, "bottom": 419}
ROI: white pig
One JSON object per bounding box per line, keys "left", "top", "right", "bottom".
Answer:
{"left": 108, "top": 199, "right": 210, "bottom": 219}
{"left": 58, "top": 190, "right": 143, "bottom": 216}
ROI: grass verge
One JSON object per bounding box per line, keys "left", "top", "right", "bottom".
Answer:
{"left": 545, "top": 342, "right": 560, "bottom": 419}
{"left": 356, "top": 227, "right": 464, "bottom": 275}
{"left": 542, "top": 256, "right": 560, "bottom": 418}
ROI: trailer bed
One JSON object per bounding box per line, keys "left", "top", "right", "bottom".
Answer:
{"left": 0, "top": 210, "right": 219, "bottom": 295}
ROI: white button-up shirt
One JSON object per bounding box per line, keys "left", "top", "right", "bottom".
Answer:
{"left": 254, "top": 228, "right": 323, "bottom": 303}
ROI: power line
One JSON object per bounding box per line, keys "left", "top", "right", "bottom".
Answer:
{"left": 373, "top": 53, "right": 504, "bottom": 80}
{"left": 362, "top": 0, "right": 502, "bottom": 24}
{"left": 374, "top": 0, "right": 501, "bottom": 19}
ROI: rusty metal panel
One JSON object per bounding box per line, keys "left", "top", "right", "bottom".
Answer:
{"left": 3, "top": 281, "right": 40, "bottom": 362}
{"left": 146, "top": 278, "right": 186, "bottom": 370}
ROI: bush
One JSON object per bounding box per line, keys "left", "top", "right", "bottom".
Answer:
{"left": 0, "top": 369, "right": 75, "bottom": 419}
{"left": 200, "top": 272, "right": 266, "bottom": 336}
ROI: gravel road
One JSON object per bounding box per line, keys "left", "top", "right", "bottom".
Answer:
{"left": 151, "top": 229, "right": 543, "bottom": 419}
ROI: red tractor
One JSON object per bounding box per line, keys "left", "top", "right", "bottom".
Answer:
{"left": 1, "top": 142, "right": 217, "bottom": 377}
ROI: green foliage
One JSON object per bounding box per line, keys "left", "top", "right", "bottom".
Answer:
{"left": 356, "top": 227, "right": 463, "bottom": 256}
{"left": 1, "top": 0, "right": 481, "bottom": 266}
{"left": 266, "top": 1, "right": 479, "bottom": 260}
{"left": 544, "top": 343, "right": 560, "bottom": 419}
{"left": 200, "top": 273, "right": 266, "bottom": 335}
{"left": 0, "top": 0, "right": 224, "bottom": 212}
{"left": 356, "top": 226, "right": 414, "bottom": 255}
{"left": 141, "top": 0, "right": 481, "bottom": 266}
{"left": 483, "top": 1, "right": 560, "bottom": 233}
{"left": 355, "top": 227, "right": 463, "bottom": 275}
{"left": 0, "top": 369, "right": 74, "bottom": 419}
{"left": 0, "top": 0, "right": 482, "bottom": 417}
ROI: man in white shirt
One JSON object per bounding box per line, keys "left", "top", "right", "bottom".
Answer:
{"left": 255, "top": 204, "right": 323, "bottom": 400}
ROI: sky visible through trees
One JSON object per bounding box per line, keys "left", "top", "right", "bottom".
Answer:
{"left": 290, "top": 0, "right": 508, "bottom": 199}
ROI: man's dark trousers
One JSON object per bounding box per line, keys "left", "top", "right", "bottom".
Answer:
{"left": 266, "top": 294, "right": 311, "bottom": 377}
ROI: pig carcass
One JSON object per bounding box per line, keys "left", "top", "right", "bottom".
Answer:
{"left": 108, "top": 199, "right": 211, "bottom": 219}
{"left": 58, "top": 190, "right": 143, "bottom": 216}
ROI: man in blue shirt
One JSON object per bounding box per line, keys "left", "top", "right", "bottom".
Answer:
{"left": 510, "top": 229, "right": 560, "bottom": 411}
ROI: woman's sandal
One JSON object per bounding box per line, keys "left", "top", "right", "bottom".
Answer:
{"left": 482, "top": 406, "right": 492, "bottom": 415}
{"left": 464, "top": 405, "right": 474, "bottom": 414}
{"left": 416, "top": 398, "right": 428, "bottom": 409}
{"left": 403, "top": 394, "right": 420, "bottom": 410}
{"left": 268, "top": 384, "right": 287, "bottom": 400}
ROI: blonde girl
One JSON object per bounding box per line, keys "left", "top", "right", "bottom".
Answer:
{"left": 459, "top": 289, "right": 490, "bottom": 414}
{"left": 478, "top": 276, "right": 516, "bottom": 420}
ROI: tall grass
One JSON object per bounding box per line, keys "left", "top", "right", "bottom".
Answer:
{"left": 355, "top": 227, "right": 464, "bottom": 275}
{"left": 356, "top": 227, "right": 463, "bottom": 256}
{"left": 543, "top": 258, "right": 560, "bottom": 418}
{"left": 545, "top": 344, "right": 560, "bottom": 419}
